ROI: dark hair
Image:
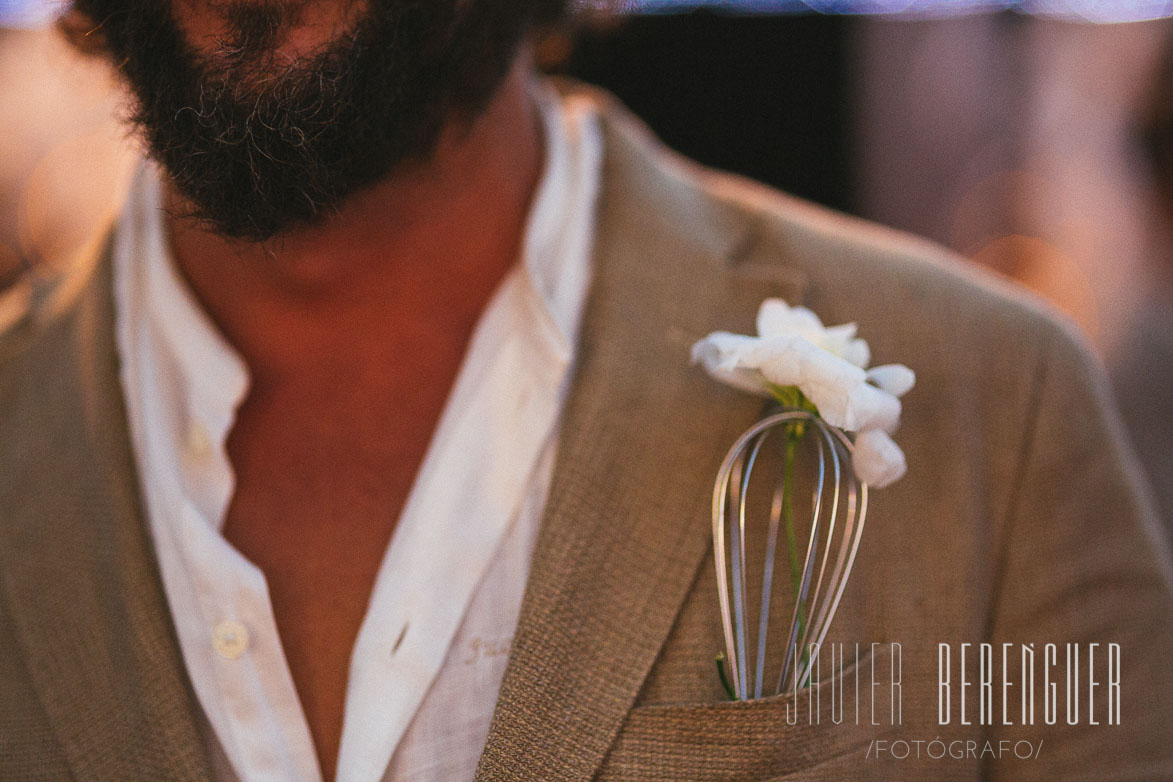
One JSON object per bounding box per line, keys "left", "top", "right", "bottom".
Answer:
{"left": 61, "top": 0, "right": 571, "bottom": 240}
{"left": 1142, "top": 34, "right": 1173, "bottom": 210}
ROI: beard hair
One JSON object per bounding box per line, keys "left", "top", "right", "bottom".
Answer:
{"left": 72, "top": 0, "right": 563, "bottom": 240}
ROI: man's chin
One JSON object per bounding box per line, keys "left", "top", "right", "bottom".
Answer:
{"left": 165, "top": 189, "right": 332, "bottom": 245}
{"left": 132, "top": 6, "right": 451, "bottom": 241}
{"left": 75, "top": 0, "right": 562, "bottom": 241}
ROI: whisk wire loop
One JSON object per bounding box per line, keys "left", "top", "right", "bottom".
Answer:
{"left": 712, "top": 409, "right": 869, "bottom": 700}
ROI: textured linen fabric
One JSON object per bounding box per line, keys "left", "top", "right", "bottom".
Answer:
{"left": 1, "top": 81, "right": 1172, "bottom": 781}
{"left": 1110, "top": 294, "right": 1173, "bottom": 538}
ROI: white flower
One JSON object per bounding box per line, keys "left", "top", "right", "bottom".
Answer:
{"left": 865, "top": 364, "right": 916, "bottom": 397}
{"left": 756, "top": 299, "right": 871, "bottom": 368}
{"left": 690, "top": 298, "right": 914, "bottom": 488}
{"left": 852, "top": 429, "right": 907, "bottom": 489}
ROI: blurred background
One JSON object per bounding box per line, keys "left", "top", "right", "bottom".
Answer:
{"left": 2, "top": 0, "right": 1171, "bottom": 530}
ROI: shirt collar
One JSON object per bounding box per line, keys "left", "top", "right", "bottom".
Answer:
{"left": 129, "top": 165, "right": 250, "bottom": 436}
{"left": 519, "top": 78, "right": 603, "bottom": 361}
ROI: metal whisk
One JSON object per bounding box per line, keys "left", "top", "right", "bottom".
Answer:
{"left": 713, "top": 409, "right": 869, "bottom": 700}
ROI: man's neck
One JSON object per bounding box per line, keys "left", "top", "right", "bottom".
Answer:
{"left": 164, "top": 57, "right": 544, "bottom": 374}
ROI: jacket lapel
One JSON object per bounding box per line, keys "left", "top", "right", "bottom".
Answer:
{"left": 0, "top": 239, "right": 214, "bottom": 779}
{"left": 475, "top": 101, "right": 809, "bottom": 781}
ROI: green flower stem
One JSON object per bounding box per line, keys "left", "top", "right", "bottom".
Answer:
{"left": 716, "top": 652, "right": 738, "bottom": 701}
{"left": 768, "top": 383, "right": 817, "bottom": 689}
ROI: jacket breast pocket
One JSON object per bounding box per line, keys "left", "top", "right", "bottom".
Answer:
{"left": 597, "top": 645, "right": 899, "bottom": 781}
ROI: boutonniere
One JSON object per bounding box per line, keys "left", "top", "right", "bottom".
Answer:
{"left": 691, "top": 298, "right": 914, "bottom": 701}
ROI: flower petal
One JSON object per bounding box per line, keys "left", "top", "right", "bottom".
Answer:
{"left": 852, "top": 428, "right": 907, "bottom": 488}
{"left": 770, "top": 336, "right": 865, "bottom": 394}
{"left": 691, "top": 331, "right": 752, "bottom": 370}
{"left": 690, "top": 333, "right": 772, "bottom": 396}
{"left": 756, "top": 298, "right": 824, "bottom": 339}
{"left": 841, "top": 379, "right": 902, "bottom": 433}
{"left": 865, "top": 364, "right": 916, "bottom": 397}
{"left": 819, "top": 323, "right": 859, "bottom": 359}
{"left": 840, "top": 337, "right": 871, "bottom": 369}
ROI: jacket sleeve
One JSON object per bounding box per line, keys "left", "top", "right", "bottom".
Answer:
{"left": 987, "top": 318, "right": 1173, "bottom": 781}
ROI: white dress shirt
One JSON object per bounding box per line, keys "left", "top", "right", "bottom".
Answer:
{"left": 113, "top": 82, "right": 602, "bottom": 782}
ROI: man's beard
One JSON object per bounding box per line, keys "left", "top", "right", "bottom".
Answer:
{"left": 72, "top": 0, "right": 563, "bottom": 240}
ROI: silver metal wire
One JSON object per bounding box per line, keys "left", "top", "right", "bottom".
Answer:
{"left": 712, "top": 409, "right": 869, "bottom": 700}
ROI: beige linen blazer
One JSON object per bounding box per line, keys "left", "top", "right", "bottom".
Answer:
{"left": 2, "top": 84, "right": 1172, "bottom": 781}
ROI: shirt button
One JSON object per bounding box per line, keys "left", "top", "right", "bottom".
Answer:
{"left": 213, "top": 619, "right": 249, "bottom": 659}
{"left": 186, "top": 420, "right": 211, "bottom": 459}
